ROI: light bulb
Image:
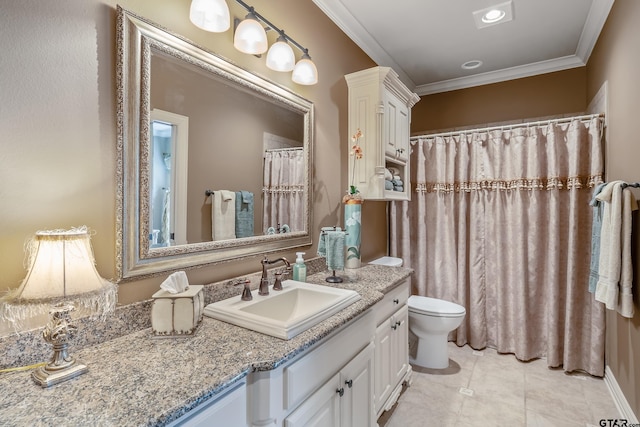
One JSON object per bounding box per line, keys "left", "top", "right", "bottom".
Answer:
{"left": 266, "top": 35, "right": 295, "bottom": 72}
{"left": 292, "top": 53, "right": 318, "bottom": 85}
{"left": 233, "top": 12, "right": 268, "bottom": 55}
{"left": 189, "top": 0, "right": 230, "bottom": 33}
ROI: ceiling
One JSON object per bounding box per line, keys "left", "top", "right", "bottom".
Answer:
{"left": 312, "top": 0, "right": 615, "bottom": 95}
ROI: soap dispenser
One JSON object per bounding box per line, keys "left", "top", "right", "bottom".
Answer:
{"left": 292, "top": 252, "right": 307, "bottom": 282}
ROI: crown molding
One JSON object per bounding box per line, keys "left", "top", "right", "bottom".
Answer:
{"left": 314, "top": 0, "right": 615, "bottom": 95}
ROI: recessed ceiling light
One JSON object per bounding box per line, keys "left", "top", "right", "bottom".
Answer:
{"left": 473, "top": 1, "right": 514, "bottom": 29}
{"left": 461, "top": 60, "right": 483, "bottom": 70}
{"left": 482, "top": 9, "right": 506, "bottom": 24}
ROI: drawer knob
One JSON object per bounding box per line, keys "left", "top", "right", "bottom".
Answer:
{"left": 345, "top": 379, "right": 353, "bottom": 388}
{"left": 336, "top": 387, "right": 344, "bottom": 397}
{"left": 393, "top": 298, "right": 399, "bottom": 304}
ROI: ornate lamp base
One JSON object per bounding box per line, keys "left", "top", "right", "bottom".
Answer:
{"left": 32, "top": 361, "right": 88, "bottom": 388}
{"left": 32, "top": 303, "right": 88, "bottom": 388}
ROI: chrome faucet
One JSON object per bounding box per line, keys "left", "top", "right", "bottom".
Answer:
{"left": 259, "top": 256, "right": 291, "bottom": 295}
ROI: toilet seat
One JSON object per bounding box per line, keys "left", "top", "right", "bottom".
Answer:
{"left": 408, "top": 295, "right": 466, "bottom": 318}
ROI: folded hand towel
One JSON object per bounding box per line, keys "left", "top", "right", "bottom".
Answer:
{"left": 384, "top": 168, "right": 393, "bottom": 180}
{"left": 324, "top": 230, "right": 345, "bottom": 271}
{"left": 588, "top": 182, "right": 607, "bottom": 293}
{"left": 235, "top": 191, "right": 254, "bottom": 238}
{"left": 211, "top": 190, "right": 236, "bottom": 241}
{"left": 385, "top": 180, "right": 394, "bottom": 191}
{"left": 595, "top": 181, "right": 637, "bottom": 318}
{"left": 394, "top": 185, "right": 404, "bottom": 192}
{"left": 317, "top": 226, "right": 342, "bottom": 258}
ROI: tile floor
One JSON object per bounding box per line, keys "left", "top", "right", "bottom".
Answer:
{"left": 379, "top": 342, "right": 621, "bottom": 427}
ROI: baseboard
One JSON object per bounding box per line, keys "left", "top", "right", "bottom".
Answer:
{"left": 604, "top": 365, "right": 639, "bottom": 423}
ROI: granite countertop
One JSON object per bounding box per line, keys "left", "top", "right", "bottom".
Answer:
{"left": 0, "top": 264, "right": 412, "bottom": 427}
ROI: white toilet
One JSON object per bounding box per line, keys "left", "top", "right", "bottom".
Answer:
{"left": 369, "top": 256, "right": 467, "bottom": 370}
{"left": 407, "top": 295, "right": 466, "bottom": 369}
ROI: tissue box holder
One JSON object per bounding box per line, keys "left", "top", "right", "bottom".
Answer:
{"left": 151, "top": 285, "right": 204, "bottom": 338}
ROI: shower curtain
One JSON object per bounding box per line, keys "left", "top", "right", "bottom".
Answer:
{"left": 263, "top": 148, "right": 305, "bottom": 233}
{"left": 391, "top": 116, "right": 606, "bottom": 376}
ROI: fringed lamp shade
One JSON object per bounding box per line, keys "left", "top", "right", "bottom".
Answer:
{"left": 1, "top": 227, "right": 117, "bottom": 324}
{"left": 0, "top": 226, "right": 117, "bottom": 387}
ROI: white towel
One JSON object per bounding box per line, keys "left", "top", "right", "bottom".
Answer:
{"left": 211, "top": 190, "right": 236, "bottom": 241}
{"left": 595, "top": 181, "right": 637, "bottom": 318}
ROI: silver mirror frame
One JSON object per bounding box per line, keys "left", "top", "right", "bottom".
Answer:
{"left": 115, "top": 7, "right": 313, "bottom": 281}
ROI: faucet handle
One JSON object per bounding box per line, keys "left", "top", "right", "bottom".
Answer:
{"left": 231, "top": 278, "right": 253, "bottom": 301}
{"left": 273, "top": 270, "right": 287, "bottom": 291}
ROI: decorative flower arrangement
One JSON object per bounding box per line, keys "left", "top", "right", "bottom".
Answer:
{"left": 343, "top": 128, "right": 364, "bottom": 203}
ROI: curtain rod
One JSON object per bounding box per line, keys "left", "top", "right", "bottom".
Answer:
{"left": 410, "top": 113, "right": 604, "bottom": 141}
{"left": 265, "top": 147, "right": 303, "bottom": 152}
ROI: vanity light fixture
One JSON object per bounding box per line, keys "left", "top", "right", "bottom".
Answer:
{"left": 190, "top": 0, "right": 318, "bottom": 84}
{"left": 189, "top": 0, "right": 231, "bottom": 32}
{"left": 233, "top": 8, "right": 268, "bottom": 54}
{"left": 0, "top": 226, "right": 117, "bottom": 387}
{"left": 472, "top": 0, "right": 514, "bottom": 29}
{"left": 292, "top": 51, "right": 319, "bottom": 85}
{"left": 266, "top": 33, "right": 296, "bottom": 72}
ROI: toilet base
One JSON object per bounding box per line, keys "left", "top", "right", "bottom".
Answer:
{"left": 411, "top": 333, "right": 450, "bottom": 369}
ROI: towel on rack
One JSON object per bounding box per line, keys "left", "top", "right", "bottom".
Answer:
{"left": 318, "top": 230, "right": 345, "bottom": 271}
{"left": 595, "top": 181, "right": 637, "bottom": 318}
{"left": 588, "top": 182, "right": 607, "bottom": 293}
{"left": 317, "top": 226, "right": 341, "bottom": 258}
{"left": 211, "top": 190, "right": 236, "bottom": 241}
{"left": 235, "top": 191, "right": 254, "bottom": 238}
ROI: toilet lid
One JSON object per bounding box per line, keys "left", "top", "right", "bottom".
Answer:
{"left": 408, "top": 295, "right": 466, "bottom": 316}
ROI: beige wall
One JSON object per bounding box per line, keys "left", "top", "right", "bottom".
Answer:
{"left": 412, "top": 67, "right": 587, "bottom": 133}
{"left": 587, "top": 0, "right": 640, "bottom": 417}
{"left": 0, "top": 0, "right": 381, "bottom": 315}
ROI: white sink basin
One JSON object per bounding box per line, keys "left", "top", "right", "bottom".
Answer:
{"left": 203, "top": 280, "right": 361, "bottom": 340}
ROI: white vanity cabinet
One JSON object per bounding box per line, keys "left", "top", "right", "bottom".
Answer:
{"left": 167, "top": 380, "right": 247, "bottom": 427}
{"left": 373, "top": 279, "right": 411, "bottom": 418}
{"left": 285, "top": 343, "right": 374, "bottom": 427}
{"left": 246, "top": 310, "right": 375, "bottom": 426}
{"left": 345, "top": 67, "right": 419, "bottom": 201}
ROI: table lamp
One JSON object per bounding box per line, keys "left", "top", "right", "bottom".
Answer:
{"left": 0, "top": 226, "right": 117, "bottom": 387}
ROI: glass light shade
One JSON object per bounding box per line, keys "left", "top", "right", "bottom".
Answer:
{"left": 266, "top": 36, "right": 295, "bottom": 72}
{"left": 292, "top": 54, "right": 318, "bottom": 85}
{"left": 234, "top": 13, "right": 268, "bottom": 55}
{"left": 189, "top": 0, "right": 230, "bottom": 32}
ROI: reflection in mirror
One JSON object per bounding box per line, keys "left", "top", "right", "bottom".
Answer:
{"left": 150, "top": 109, "right": 189, "bottom": 246}
{"left": 116, "top": 7, "right": 313, "bottom": 280}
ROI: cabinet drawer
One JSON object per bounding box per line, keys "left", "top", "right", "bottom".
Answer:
{"left": 374, "top": 279, "right": 410, "bottom": 326}
{"left": 284, "top": 310, "right": 374, "bottom": 410}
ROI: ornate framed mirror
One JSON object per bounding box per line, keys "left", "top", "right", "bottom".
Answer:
{"left": 116, "top": 7, "right": 313, "bottom": 280}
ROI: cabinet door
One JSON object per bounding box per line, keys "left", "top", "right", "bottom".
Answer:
{"left": 341, "top": 343, "right": 374, "bottom": 427}
{"left": 384, "top": 94, "right": 400, "bottom": 158}
{"left": 167, "top": 381, "right": 246, "bottom": 427}
{"left": 285, "top": 373, "right": 340, "bottom": 427}
{"left": 391, "top": 305, "right": 409, "bottom": 387}
{"left": 395, "top": 105, "right": 409, "bottom": 162}
{"left": 374, "top": 319, "right": 393, "bottom": 415}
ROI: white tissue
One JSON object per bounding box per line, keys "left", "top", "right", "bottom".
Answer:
{"left": 160, "top": 271, "right": 190, "bottom": 294}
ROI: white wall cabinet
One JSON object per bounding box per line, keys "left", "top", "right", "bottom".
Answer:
{"left": 345, "top": 67, "right": 419, "bottom": 201}
{"left": 373, "top": 279, "right": 412, "bottom": 418}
